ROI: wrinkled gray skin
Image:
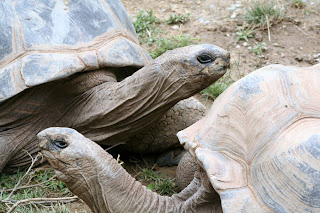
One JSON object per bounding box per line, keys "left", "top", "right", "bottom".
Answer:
{"left": 38, "top": 127, "right": 222, "bottom": 213}
{"left": 0, "top": 44, "right": 230, "bottom": 173}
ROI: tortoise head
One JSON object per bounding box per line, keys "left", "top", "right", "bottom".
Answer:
{"left": 152, "top": 44, "right": 230, "bottom": 89}
{"left": 37, "top": 127, "right": 104, "bottom": 183}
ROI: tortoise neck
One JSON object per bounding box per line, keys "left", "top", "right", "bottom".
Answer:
{"left": 61, "top": 65, "right": 199, "bottom": 145}
{"left": 65, "top": 148, "right": 219, "bottom": 213}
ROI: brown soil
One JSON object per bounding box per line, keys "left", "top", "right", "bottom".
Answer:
{"left": 124, "top": 0, "right": 320, "bottom": 78}
{"left": 51, "top": 0, "right": 320, "bottom": 211}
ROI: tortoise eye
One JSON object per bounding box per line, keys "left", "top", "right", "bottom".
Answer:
{"left": 53, "top": 139, "right": 68, "bottom": 149}
{"left": 197, "top": 53, "right": 215, "bottom": 64}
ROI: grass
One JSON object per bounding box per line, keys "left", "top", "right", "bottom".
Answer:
{"left": 252, "top": 42, "right": 266, "bottom": 56}
{"left": 137, "top": 165, "right": 177, "bottom": 196}
{"left": 150, "top": 34, "right": 198, "bottom": 58}
{"left": 201, "top": 78, "right": 232, "bottom": 100}
{"left": 236, "top": 25, "right": 255, "bottom": 42}
{"left": 0, "top": 168, "right": 75, "bottom": 212}
{"left": 133, "top": 10, "right": 197, "bottom": 58}
{"left": 244, "top": 0, "right": 285, "bottom": 28}
{"left": 133, "top": 10, "right": 160, "bottom": 43}
{"left": 166, "top": 13, "right": 190, "bottom": 25}
{"left": 288, "top": 0, "right": 305, "bottom": 8}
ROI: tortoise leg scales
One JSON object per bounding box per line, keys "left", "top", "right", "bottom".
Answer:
{"left": 125, "top": 97, "right": 206, "bottom": 166}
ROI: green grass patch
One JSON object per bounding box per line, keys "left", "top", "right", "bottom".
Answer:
{"left": 0, "top": 168, "right": 74, "bottom": 212}
{"left": 150, "top": 34, "right": 198, "bottom": 58}
{"left": 244, "top": 0, "right": 285, "bottom": 28}
{"left": 252, "top": 42, "right": 266, "bottom": 56}
{"left": 236, "top": 25, "right": 255, "bottom": 42}
{"left": 201, "top": 79, "right": 231, "bottom": 100}
{"left": 287, "top": 0, "right": 305, "bottom": 8}
{"left": 166, "top": 13, "right": 190, "bottom": 25}
{"left": 136, "top": 164, "right": 177, "bottom": 196}
{"left": 133, "top": 10, "right": 160, "bottom": 43}
{"left": 132, "top": 10, "right": 197, "bottom": 58}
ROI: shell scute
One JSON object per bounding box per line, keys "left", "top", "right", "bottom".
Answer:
{"left": 0, "top": 0, "right": 149, "bottom": 102}
{"left": 0, "top": 2, "right": 14, "bottom": 62}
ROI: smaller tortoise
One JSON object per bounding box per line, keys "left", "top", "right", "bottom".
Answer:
{"left": 177, "top": 64, "right": 320, "bottom": 212}
{"left": 38, "top": 127, "right": 222, "bottom": 213}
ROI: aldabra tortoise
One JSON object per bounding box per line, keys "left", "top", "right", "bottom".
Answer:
{"left": 38, "top": 127, "right": 222, "bottom": 213}
{"left": 177, "top": 64, "right": 320, "bottom": 212}
{"left": 0, "top": 0, "right": 230, "bottom": 173}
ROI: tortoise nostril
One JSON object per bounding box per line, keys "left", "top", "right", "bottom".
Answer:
{"left": 197, "top": 54, "right": 215, "bottom": 64}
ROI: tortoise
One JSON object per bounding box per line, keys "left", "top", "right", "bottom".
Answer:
{"left": 0, "top": 0, "right": 230, "bottom": 173}
{"left": 38, "top": 127, "right": 222, "bottom": 213}
{"left": 177, "top": 64, "right": 320, "bottom": 212}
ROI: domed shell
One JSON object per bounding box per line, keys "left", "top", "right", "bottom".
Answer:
{"left": 178, "top": 64, "right": 320, "bottom": 212}
{"left": 0, "top": 0, "right": 151, "bottom": 102}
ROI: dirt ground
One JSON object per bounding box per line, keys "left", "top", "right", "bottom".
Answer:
{"left": 124, "top": 0, "right": 320, "bottom": 77}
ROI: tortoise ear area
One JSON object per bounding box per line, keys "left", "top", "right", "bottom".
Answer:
{"left": 194, "top": 148, "right": 247, "bottom": 192}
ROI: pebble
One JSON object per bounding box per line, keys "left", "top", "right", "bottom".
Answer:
{"left": 243, "top": 42, "right": 248, "bottom": 47}
{"left": 198, "top": 17, "right": 211, "bottom": 25}
{"left": 236, "top": 45, "right": 241, "bottom": 48}
{"left": 230, "top": 12, "right": 237, "bottom": 19}
{"left": 313, "top": 53, "right": 320, "bottom": 58}
{"left": 227, "top": 6, "right": 237, "bottom": 11}
{"left": 172, "top": 25, "right": 179, "bottom": 30}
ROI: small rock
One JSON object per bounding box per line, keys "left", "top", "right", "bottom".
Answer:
{"left": 172, "top": 25, "right": 179, "bottom": 30}
{"left": 248, "top": 46, "right": 252, "bottom": 50}
{"left": 243, "top": 42, "right": 248, "bottom": 47}
{"left": 220, "top": 26, "right": 228, "bottom": 32}
{"left": 198, "top": 17, "right": 205, "bottom": 23}
{"left": 254, "top": 32, "right": 263, "bottom": 42}
{"left": 227, "top": 6, "right": 237, "bottom": 11}
{"left": 230, "top": 12, "right": 237, "bottom": 19}
{"left": 295, "top": 54, "right": 316, "bottom": 64}
{"left": 299, "top": 47, "right": 303, "bottom": 50}
{"left": 313, "top": 53, "right": 320, "bottom": 58}
{"left": 305, "top": 55, "right": 315, "bottom": 64}
{"left": 236, "top": 45, "right": 241, "bottom": 48}
{"left": 281, "top": 53, "right": 285, "bottom": 58}
{"left": 295, "top": 55, "right": 303, "bottom": 62}
{"left": 226, "top": 33, "right": 231, "bottom": 37}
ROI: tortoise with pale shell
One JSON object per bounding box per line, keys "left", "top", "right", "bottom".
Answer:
{"left": 178, "top": 63, "right": 320, "bottom": 212}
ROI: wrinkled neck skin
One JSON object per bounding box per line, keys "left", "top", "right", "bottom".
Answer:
{"left": 0, "top": 58, "right": 222, "bottom": 172}
{"left": 57, "top": 149, "right": 221, "bottom": 213}
{"left": 59, "top": 62, "right": 221, "bottom": 145}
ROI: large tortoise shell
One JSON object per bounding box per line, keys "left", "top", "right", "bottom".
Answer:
{"left": 178, "top": 64, "right": 320, "bottom": 212}
{"left": 0, "top": 0, "right": 151, "bottom": 102}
